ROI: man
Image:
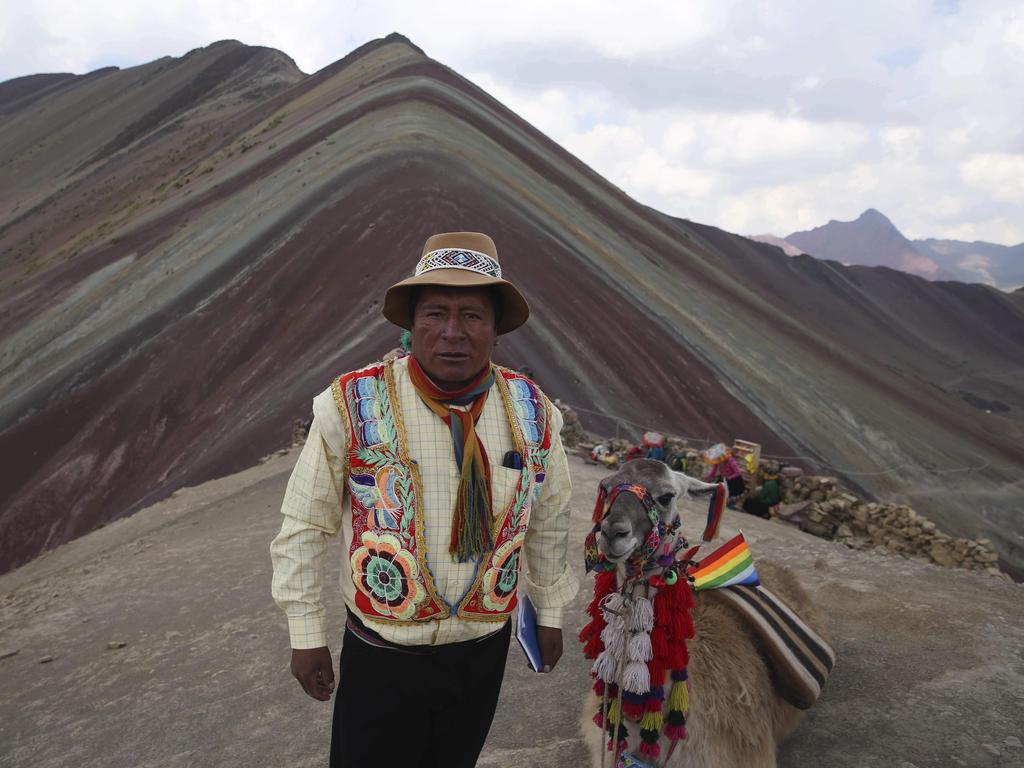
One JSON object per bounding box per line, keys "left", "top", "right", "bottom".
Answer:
{"left": 270, "top": 232, "right": 578, "bottom": 767}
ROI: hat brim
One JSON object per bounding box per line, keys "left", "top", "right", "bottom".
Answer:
{"left": 382, "top": 268, "right": 530, "bottom": 335}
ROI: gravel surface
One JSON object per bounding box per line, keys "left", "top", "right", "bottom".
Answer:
{"left": 1, "top": 449, "right": 1021, "bottom": 767}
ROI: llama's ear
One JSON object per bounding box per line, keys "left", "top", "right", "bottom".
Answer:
{"left": 672, "top": 471, "right": 719, "bottom": 497}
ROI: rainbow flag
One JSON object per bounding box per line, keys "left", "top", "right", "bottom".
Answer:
{"left": 690, "top": 533, "right": 760, "bottom": 591}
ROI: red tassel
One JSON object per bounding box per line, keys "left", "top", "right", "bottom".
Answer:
{"left": 639, "top": 741, "right": 661, "bottom": 758}
{"left": 655, "top": 593, "right": 671, "bottom": 626}
{"left": 593, "top": 679, "right": 605, "bottom": 696}
{"left": 579, "top": 622, "right": 597, "bottom": 643}
{"left": 580, "top": 571, "right": 616, "bottom": 660}
{"left": 651, "top": 627, "right": 669, "bottom": 658}
{"left": 659, "top": 581, "right": 683, "bottom": 609}
{"left": 668, "top": 642, "right": 689, "bottom": 671}
{"left": 608, "top": 738, "right": 629, "bottom": 753}
{"left": 669, "top": 612, "right": 690, "bottom": 639}
{"left": 645, "top": 695, "right": 662, "bottom": 712}
{"left": 648, "top": 660, "right": 667, "bottom": 689}
{"left": 677, "top": 613, "right": 695, "bottom": 640}
{"left": 679, "top": 581, "right": 694, "bottom": 609}
{"left": 623, "top": 701, "right": 645, "bottom": 720}
{"left": 593, "top": 485, "right": 607, "bottom": 523}
{"left": 594, "top": 710, "right": 605, "bottom": 728}
{"left": 665, "top": 724, "right": 687, "bottom": 740}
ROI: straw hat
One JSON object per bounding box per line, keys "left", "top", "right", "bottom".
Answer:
{"left": 382, "top": 232, "right": 530, "bottom": 334}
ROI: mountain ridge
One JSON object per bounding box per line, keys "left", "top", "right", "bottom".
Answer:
{"left": 757, "top": 209, "right": 1022, "bottom": 290}
{"left": 1, "top": 36, "right": 1022, "bottom": 575}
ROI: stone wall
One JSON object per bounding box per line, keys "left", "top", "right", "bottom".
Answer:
{"left": 782, "top": 475, "right": 1004, "bottom": 578}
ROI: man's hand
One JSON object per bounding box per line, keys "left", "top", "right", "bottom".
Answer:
{"left": 537, "top": 626, "right": 563, "bottom": 673}
{"left": 290, "top": 646, "right": 335, "bottom": 701}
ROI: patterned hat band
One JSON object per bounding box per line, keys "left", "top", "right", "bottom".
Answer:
{"left": 415, "top": 248, "right": 502, "bottom": 279}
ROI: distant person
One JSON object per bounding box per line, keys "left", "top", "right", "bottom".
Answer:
{"left": 624, "top": 444, "right": 645, "bottom": 462}
{"left": 743, "top": 461, "right": 782, "bottom": 519}
{"left": 270, "top": 232, "right": 578, "bottom": 767}
{"left": 704, "top": 442, "right": 746, "bottom": 508}
{"left": 642, "top": 430, "right": 666, "bottom": 462}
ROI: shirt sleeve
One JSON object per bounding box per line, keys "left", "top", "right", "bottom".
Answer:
{"left": 523, "top": 403, "right": 579, "bottom": 628}
{"left": 270, "top": 417, "right": 347, "bottom": 649}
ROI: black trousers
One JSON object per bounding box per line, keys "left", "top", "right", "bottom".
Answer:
{"left": 330, "top": 620, "right": 512, "bottom": 767}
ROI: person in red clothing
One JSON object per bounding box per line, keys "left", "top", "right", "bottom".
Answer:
{"left": 703, "top": 443, "right": 746, "bottom": 507}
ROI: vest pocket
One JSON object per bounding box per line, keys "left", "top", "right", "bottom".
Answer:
{"left": 490, "top": 466, "right": 524, "bottom": 518}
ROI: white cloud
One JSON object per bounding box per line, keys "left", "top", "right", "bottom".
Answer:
{"left": 960, "top": 154, "right": 1024, "bottom": 205}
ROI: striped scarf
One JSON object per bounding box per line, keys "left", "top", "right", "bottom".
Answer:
{"left": 407, "top": 356, "right": 496, "bottom": 562}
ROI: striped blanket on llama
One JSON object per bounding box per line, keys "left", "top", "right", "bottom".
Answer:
{"left": 691, "top": 533, "right": 836, "bottom": 710}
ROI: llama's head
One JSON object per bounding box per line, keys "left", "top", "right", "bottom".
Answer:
{"left": 596, "top": 459, "right": 720, "bottom": 564}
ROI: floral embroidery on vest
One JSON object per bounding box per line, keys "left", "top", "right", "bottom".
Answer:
{"left": 457, "top": 370, "right": 552, "bottom": 621}
{"left": 332, "top": 361, "right": 552, "bottom": 624}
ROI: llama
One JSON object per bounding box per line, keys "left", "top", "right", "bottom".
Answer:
{"left": 580, "top": 459, "right": 831, "bottom": 768}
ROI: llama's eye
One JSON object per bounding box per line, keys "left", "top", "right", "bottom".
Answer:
{"left": 657, "top": 493, "right": 675, "bottom": 506}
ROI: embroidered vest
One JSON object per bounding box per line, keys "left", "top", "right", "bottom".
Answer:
{"left": 332, "top": 359, "right": 553, "bottom": 624}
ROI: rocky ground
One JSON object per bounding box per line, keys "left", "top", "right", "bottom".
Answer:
{"left": 779, "top": 474, "right": 1008, "bottom": 576}
{"left": 1, "top": 449, "right": 1022, "bottom": 767}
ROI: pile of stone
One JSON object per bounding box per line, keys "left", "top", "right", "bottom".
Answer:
{"left": 781, "top": 475, "right": 1004, "bottom": 578}
{"left": 555, "top": 402, "right": 588, "bottom": 447}
{"left": 291, "top": 418, "right": 311, "bottom": 446}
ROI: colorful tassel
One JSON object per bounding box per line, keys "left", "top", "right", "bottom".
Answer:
{"left": 622, "top": 700, "right": 645, "bottom": 721}
{"left": 607, "top": 696, "right": 621, "bottom": 725}
{"left": 639, "top": 739, "right": 661, "bottom": 758}
{"left": 669, "top": 679, "right": 690, "bottom": 713}
{"left": 666, "top": 709, "right": 687, "bottom": 726}
{"left": 641, "top": 709, "right": 664, "bottom": 733}
{"left": 664, "top": 723, "right": 687, "bottom": 741}
{"left": 702, "top": 483, "right": 726, "bottom": 541}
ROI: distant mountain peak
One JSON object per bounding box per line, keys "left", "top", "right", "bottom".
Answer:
{"left": 380, "top": 32, "right": 426, "bottom": 54}
{"left": 858, "top": 208, "right": 892, "bottom": 224}
{"left": 786, "top": 208, "right": 947, "bottom": 279}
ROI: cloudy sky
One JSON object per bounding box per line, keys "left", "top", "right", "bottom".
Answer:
{"left": 2, "top": 0, "right": 1022, "bottom": 244}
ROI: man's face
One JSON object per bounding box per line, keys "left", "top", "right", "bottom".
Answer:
{"left": 411, "top": 285, "right": 497, "bottom": 389}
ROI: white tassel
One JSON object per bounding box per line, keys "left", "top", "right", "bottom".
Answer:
{"left": 593, "top": 649, "right": 620, "bottom": 683}
{"left": 603, "top": 610, "right": 625, "bottom": 635}
{"left": 631, "top": 596, "right": 654, "bottom": 632}
{"left": 622, "top": 660, "right": 651, "bottom": 693}
{"left": 603, "top": 592, "right": 626, "bottom": 614}
{"left": 601, "top": 623, "right": 625, "bottom": 658}
{"left": 627, "top": 631, "right": 653, "bottom": 662}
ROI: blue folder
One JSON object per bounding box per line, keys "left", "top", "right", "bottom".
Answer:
{"left": 516, "top": 593, "right": 543, "bottom": 672}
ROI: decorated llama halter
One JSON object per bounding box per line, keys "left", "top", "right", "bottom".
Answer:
{"left": 581, "top": 482, "right": 699, "bottom": 767}
{"left": 584, "top": 483, "right": 686, "bottom": 581}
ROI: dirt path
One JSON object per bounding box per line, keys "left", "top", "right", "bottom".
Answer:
{"left": 1, "top": 450, "right": 1022, "bottom": 767}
